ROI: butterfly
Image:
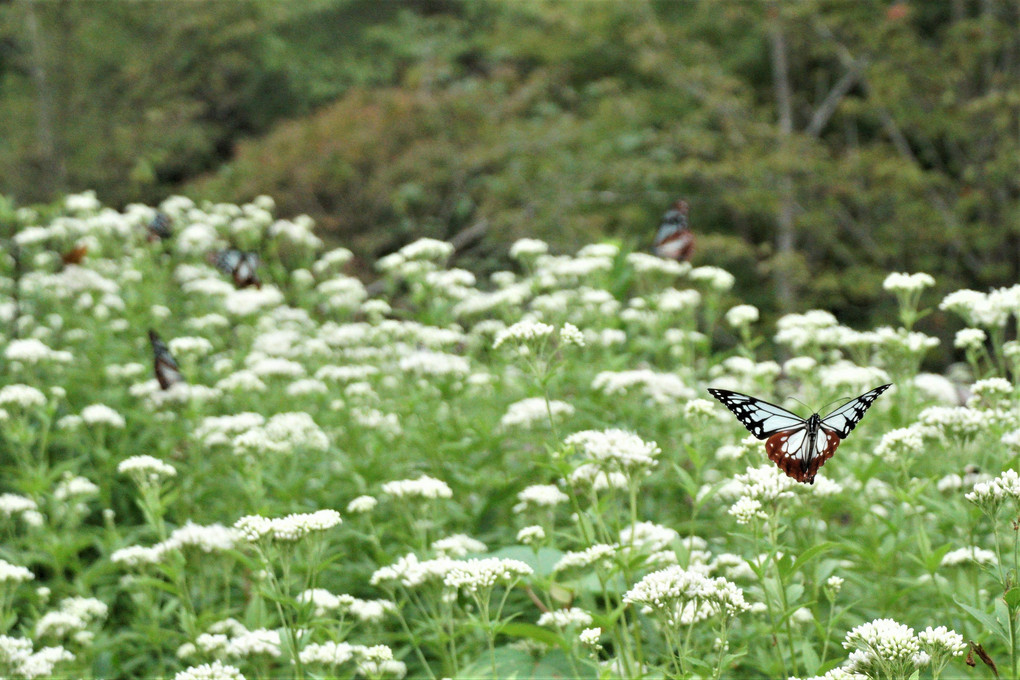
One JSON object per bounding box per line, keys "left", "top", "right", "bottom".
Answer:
{"left": 653, "top": 199, "right": 695, "bottom": 262}
{"left": 147, "top": 212, "right": 172, "bottom": 242}
{"left": 209, "top": 249, "right": 261, "bottom": 289}
{"left": 708, "top": 384, "right": 891, "bottom": 484}
{"left": 148, "top": 329, "right": 185, "bottom": 390}
{"left": 61, "top": 243, "right": 88, "bottom": 266}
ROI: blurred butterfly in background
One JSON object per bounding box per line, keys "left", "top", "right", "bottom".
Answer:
{"left": 147, "top": 212, "right": 172, "bottom": 242}
{"left": 653, "top": 199, "right": 695, "bottom": 262}
{"left": 148, "top": 329, "right": 185, "bottom": 390}
{"left": 209, "top": 249, "right": 261, "bottom": 289}
{"left": 61, "top": 243, "right": 88, "bottom": 266}
{"left": 708, "top": 384, "right": 891, "bottom": 484}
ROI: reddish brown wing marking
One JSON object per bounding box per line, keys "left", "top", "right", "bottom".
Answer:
{"left": 765, "top": 429, "right": 842, "bottom": 485}
{"left": 765, "top": 430, "right": 808, "bottom": 483}
{"left": 61, "top": 244, "right": 88, "bottom": 265}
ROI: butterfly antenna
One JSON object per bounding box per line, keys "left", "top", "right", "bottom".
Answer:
{"left": 819, "top": 396, "right": 851, "bottom": 412}
{"left": 788, "top": 396, "right": 811, "bottom": 411}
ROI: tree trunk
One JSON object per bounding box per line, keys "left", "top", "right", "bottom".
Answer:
{"left": 769, "top": 4, "right": 796, "bottom": 312}
{"left": 21, "top": 0, "right": 65, "bottom": 196}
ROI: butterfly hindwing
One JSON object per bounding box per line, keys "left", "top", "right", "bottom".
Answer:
{"left": 765, "top": 427, "right": 841, "bottom": 484}
{"left": 820, "top": 384, "right": 892, "bottom": 439}
{"left": 707, "top": 388, "right": 807, "bottom": 440}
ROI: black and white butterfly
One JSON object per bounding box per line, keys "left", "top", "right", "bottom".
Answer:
{"left": 148, "top": 329, "right": 185, "bottom": 390}
{"left": 708, "top": 384, "right": 891, "bottom": 484}
{"left": 209, "top": 249, "right": 261, "bottom": 289}
{"left": 147, "top": 212, "right": 172, "bottom": 242}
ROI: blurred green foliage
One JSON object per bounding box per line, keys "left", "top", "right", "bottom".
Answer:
{"left": 2, "top": 0, "right": 1020, "bottom": 324}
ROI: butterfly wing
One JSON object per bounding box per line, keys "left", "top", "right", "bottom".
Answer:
{"left": 148, "top": 329, "right": 185, "bottom": 390}
{"left": 234, "top": 252, "right": 261, "bottom": 289}
{"left": 708, "top": 388, "right": 807, "bottom": 440}
{"left": 148, "top": 213, "right": 172, "bottom": 241}
{"left": 765, "top": 426, "right": 840, "bottom": 484}
{"left": 819, "top": 384, "right": 892, "bottom": 439}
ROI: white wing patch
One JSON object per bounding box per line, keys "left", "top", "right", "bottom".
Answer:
{"left": 708, "top": 388, "right": 807, "bottom": 440}
{"left": 820, "top": 384, "right": 892, "bottom": 439}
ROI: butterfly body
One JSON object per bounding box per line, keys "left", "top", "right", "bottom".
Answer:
{"left": 708, "top": 384, "right": 891, "bottom": 484}
{"left": 147, "top": 213, "right": 172, "bottom": 242}
{"left": 209, "top": 249, "right": 261, "bottom": 289}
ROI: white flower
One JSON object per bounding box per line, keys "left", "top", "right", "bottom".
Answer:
{"left": 431, "top": 534, "right": 487, "bottom": 558}
{"left": 517, "top": 525, "right": 546, "bottom": 545}
{"left": 917, "top": 626, "right": 966, "bottom": 656}
{"left": 689, "top": 266, "right": 735, "bottom": 291}
{"left": 370, "top": 553, "right": 460, "bottom": 589}
{"left": 564, "top": 429, "right": 661, "bottom": 472}
{"left": 4, "top": 339, "right": 72, "bottom": 364}
{"left": 500, "top": 398, "right": 574, "bottom": 429}
{"left": 842, "top": 618, "right": 920, "bottom": 678}
{"left": 299, "top": 641, "right": 357, "bottom": 666}
{"left": 554, "top": 544, "right": 617, "bottom": 572}
{"left": 173, "top": 660, "right": 246, "bottom": 680}
{"left": 954, "top": 328, "right": 987, "bottom": 350}
{"left": 382, "top": 475, "right": 452, "bottom": 500}
{"left": 117, "top": 455, "right": 177, "bottom": 481}
{"left": 53, "top": 474, "right": 99, "bottom": 501}
{"left": 940, "top": 546, "right": 997, "bottom": 567}
{"left": 883, "top": 272, "right": 935, "bottom": 293}
{"left": 234, "top": 509, "right": 341, "bottom": 542}
{"left": 592, "top": 369, "right": 695, "bottom": 404}
{"left": 0, "top": 559, "right": 34, "bottom": 584}
{"left": 725, "top": 304, "right": 759, "bottom": 327}
{"left": 825, "top": 575, "right": 844, "bottom": 595}
{"left": 729, "top": 497, "right": 767, "bottom": 524}
{"left": 579, "top": 627, "right": 602, "bottom": 647}
{"left": 537, "top": 608, "right": 593, "bottom": 628}
{"left": 965, "top": 468, "right": 1020, "bottom": 515}
{"left": 443, "top": 557, "right": 533, "bottom": 593}
{"left": 168, "top": 336, "right": 214, "bottom": 358}
{"left": 559, "top": 323, "right": 586, "bottom": 347}
{"left": 0, "top": 384, "right": 47, "bottom": 409}
{"left": 624, "top": 566, "right": 749, "bottom": 625}
{"left": 397, "top": 350, "right": 470, "bottom": 377}
{"left": 80, "top": 404, "right": 126, "bottom": 428}
{"left": 493, "top": 320, "right": 555, "bottom": 349}
{"left": 874, "top": 427, "right": 925, "bottom": 461}
{"left": 0, "top": 493, "right": 38, "bottom": 518}
{"left": 346, "top": 496, "right": 377, "bottom": 514}
{"left": 509, "top": 238, "right": 549, "bottom": 260}
{"left": 514, "top": 485, "right": 568, "bottom": 512}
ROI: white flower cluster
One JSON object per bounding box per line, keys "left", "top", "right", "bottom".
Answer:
{"left": 0, "top": 384, "right": 47, "bottom": 409}
{"left": 564, "top": 429, "right": 661, "bottom": 473}
{"left": 231, "top": 412, "right": 329, "bottom": 456}
{"left": 508, "top": 238, "right": 549, "bottom": 260}
{"left": 173, "top": 660, "right": 246, "bottom": 680}
{"left": 117, "top": 455, "right": 177, "bottom": 482}
{"left": 689, "top": 266, "right": 735, "bottom": 291}
{"left": 842, "top": 618, "right": 959, "bottom": 678}
{"left": 381, "top": 475, "right": 453, "bottom": 500}
{"left": 346, "top": 495, "right": 378, "bottom": 514}
{"left": 112, "top": 522, "right": 241, "bottom": 567}
{"left": 553, "top": 544, "right": 617, "bottom": 572}
{"left": 370, "top": 553, "right": 459, "bottom": 589}
{"left": 35, "top": 597, "right": 108, "bottom": 640}
{"left": 965, "top": 468, "right": 1020, "bottom": 515}
{"left": 493, "top": 320, "right": 555, "bottom": 349}
{"left": 940, "top": 546, "right": 997, "bottom": 567}
{"left": 0, "top": 559, "right": 34, "bottom": 584}
{"left": 0, "top": 635, "right": 74, "bottom": 679}
{"left": 725, "top": 304, "right": 759, "bottom": 328}
{"left": 397, "top": 350, "right": 471, "bottom": 377}
{"left": 883, "top": 272, "right": 935, "bottom": 294}
{"left": 513, "top": 484, "right": 568, "bottom": 513}
{"left": 431, "top": 534, "right": 487, "bottom": 558}
{"left": 537, "top": 608, "right": 593, "bottom": 629}
{"left": 917, "top": 406, "right": 984, "bottom": 442}
{"left": 299, "top": 641, "right": 405, "bottom": 678}
{"left": 0, "top": 493, "right": 43, "bottom": 526}
{"left": 940, "top": 285, "right": 1020, "bottom": 329}
{"left": 954, "top": 328, "right": 986, "bottom": 350}
{"left": 500, "top": 397, "right": 575, "bottom": 429}
{"left": 3, "top": 339, "right": 73, "bottom": 364}
{"left": 297, "top": 589, "right": 395, "bottom": 622}
{"left": 591, "top": 369, "right": 695, "bottom": 404}
{"left": 624, "top": 565, "right": 749, "bottom": 625}
{"left": 234, "top": 509, "right": 341, "bottom": 543}
{"left": 81, "top": 403, "right": 126, "bottom": 428}
{"left": 873, "top": 426, "right": 926, "bottom": 461}
{"left": 443, "top": 557, "right": 533, "bottom": 593}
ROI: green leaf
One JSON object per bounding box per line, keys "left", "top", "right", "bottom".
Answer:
{"left": 456, "top": 646, "right": 591, "bottom": 679}
{"left": 955, "top": 597, "right": 1010, "bottom": 645}
{"left": 790, "top": 542, "right": 839, "bottom": 575}
{"left": 1005, "top": 588, "right": 1020, "bottom": 610}
{"left": 499, "top": 622, "right": 566, "bottom": 651}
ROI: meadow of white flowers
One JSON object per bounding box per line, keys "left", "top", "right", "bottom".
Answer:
{"left": 0, "top": 191, "right": 1016, "bottom": 679}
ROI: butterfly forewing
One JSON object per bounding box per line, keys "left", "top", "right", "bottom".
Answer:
{"left": 148, "top": 330, "right": 185, "bottom": 390}
{"left": 819, "top": 384, "right": 892, "bottom": 439}
{"left": 707, "top": 388, "right": 807, "bottom": 440}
